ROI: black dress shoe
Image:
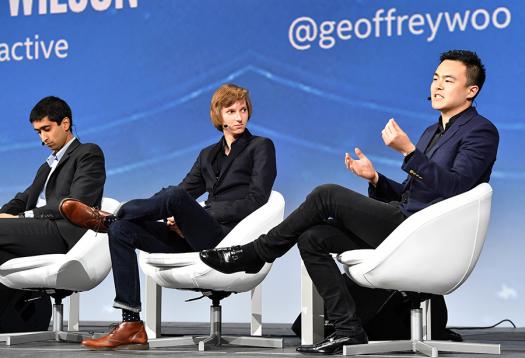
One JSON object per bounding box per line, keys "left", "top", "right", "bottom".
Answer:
{"left": 200, "top": 246, "right": 265, "bottom": 274}
{"left": 296, "top": 331, "right": 368, "bottom": 354}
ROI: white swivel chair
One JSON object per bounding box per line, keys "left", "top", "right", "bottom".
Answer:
{"left": 139, "top": 191, "right": 285, "bottom": 351}
{"left": 337, "top": 183, "right": 500, "bottom": 357}
{"left": 0, "top": 197, "right": 120, "bottom": 346}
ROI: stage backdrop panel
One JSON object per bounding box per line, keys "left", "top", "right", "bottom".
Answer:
{"left": 1, "top": 0, "right": 523, "bottom": 327}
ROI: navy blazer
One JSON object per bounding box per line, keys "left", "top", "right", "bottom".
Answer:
{"left": 0, "top": 139, "right": 106, "bottom": 248}
{"left": 157, "top": 129, "right": 277, "bottom": 232}
{"left": 369, "top": 107, "right": 499, "bottom": 216}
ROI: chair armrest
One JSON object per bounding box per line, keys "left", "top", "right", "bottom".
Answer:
{"left": 142, "top": 252, "right": 201, "bottom": 268}
{"left": 0, "top": 254, "right": 65, "bottom": 274}
{"left": 337, "top": 249, "right": 375, "bottom": 266}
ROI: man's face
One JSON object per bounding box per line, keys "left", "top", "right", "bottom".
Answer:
{"left": 430, "top": 59, "right": 478, "bottom": 115}
{"left": 220, "top": 100, "right": 249, "bottom": 137}
{"left": 33, "top": 116, "right": 71, "bottom": 152}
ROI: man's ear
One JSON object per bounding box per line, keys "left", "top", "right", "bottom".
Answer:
{"left": 61, "top": 117, "right": 71, "bottom": 131}
{"left": 466, "top": 85, "right": 479, "bottom": 101}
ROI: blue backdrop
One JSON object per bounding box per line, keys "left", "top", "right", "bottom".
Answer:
{"left": 1, "top": 0, "right": 523, "bottom": 326}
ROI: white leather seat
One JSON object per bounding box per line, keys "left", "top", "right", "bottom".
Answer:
{"left": 139, "top": 191, "right": 285, "bottom": 351}
{"left": 336, "top": 183, "right": 500, "bottom": 357}
{"left": 0, "top": 197, "right": 120, "bottom": 346}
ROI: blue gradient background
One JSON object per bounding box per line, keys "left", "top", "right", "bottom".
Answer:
{"left": 0, "top": 1, "right": 523, "bottom": 326}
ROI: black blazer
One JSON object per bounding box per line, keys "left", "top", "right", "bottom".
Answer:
{"left": 369, "top": 107, "right": 499, "bottom": 216}
{"left": 157, "top": 129, "right": 277, "bottom": 233}
{"left": 0, "top": 139, "right": 106, "bottom": 248}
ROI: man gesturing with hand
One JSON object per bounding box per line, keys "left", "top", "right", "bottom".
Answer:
{"left": 345, "top": 118, "right": 415, "bottom": 184}
{"left": 201, "top": 50, "right": 499, "bottom": 354}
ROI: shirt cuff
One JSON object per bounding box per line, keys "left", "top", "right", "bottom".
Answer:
{"left": 24, "top": 210, "right": 34, "bottom": 218}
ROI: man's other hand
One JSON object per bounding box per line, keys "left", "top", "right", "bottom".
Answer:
{"left": 381, "top": 118, "right": 416, "bottom": 156}
{"left": 345, "top": 148, "right": 379, "bottom": 185}
{"left": 166, "top": 216, "right": 185, "bottom": 238}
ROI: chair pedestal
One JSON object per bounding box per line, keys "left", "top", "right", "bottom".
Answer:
{"left": 148, "top": 297, "right": 283, "bottom": 351}
{"left": 343, "top": 308, "right": 501, "bottom": 357}
{"left": 0, "top": 294, "right": 97, "bottom": 346}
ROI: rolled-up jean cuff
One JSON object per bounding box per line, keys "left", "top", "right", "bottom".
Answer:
{"left": 113, "top": 300, "right": 141, "bottom": 313}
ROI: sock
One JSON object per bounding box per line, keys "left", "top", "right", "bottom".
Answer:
{"left": 122, "top": 309, "right": 140, "bottom": 322}
{"left": 104, "top": 215, "right": 118, "bottom": 227}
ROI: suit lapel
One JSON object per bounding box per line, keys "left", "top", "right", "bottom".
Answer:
{"left": 417, "top": 124, "right": 438, "bottom": 153}
{"left": 27, "top": 164, "right": 51, "bottom": 208}
{"left": 54, "top": 139, "right": 80, "bottom": 172}
{"left": 44, "top": 139, "right": 80, "bottom": 197}
{"left": 204, "top": 140, "right": 224, "bottom": 181}
{"left": 426, "top": 107, "right": 476, "bottom": 158}
{"left": 215, "top": 130, "right": 253, "bottom": 185}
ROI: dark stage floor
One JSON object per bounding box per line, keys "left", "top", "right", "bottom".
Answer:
{"left": 0, "top": 322, "right": 523, "bottom": 357}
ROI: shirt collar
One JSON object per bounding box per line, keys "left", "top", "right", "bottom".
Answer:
{"left": 437, "top": 106, "right": 472, "bottom": 133}
{"left": 46, "top": 137, "right": 76, "bottom": 167}
{"left": 221, "top": 129, "right": 252, "bottom": 152}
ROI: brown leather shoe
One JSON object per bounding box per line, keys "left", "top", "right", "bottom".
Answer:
{"left": 81, "top": 321, "right": 148, "bottom": 350}
{"left": 59, "top": 198, "right": 113, "bottom": 233}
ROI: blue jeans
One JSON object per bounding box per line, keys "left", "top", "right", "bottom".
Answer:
{"left": 108, "top": 186, "right": 224, "bottom": 312}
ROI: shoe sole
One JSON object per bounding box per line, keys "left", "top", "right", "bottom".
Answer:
{"left": 82, "top": 343, "right": 149, "bottom": 350}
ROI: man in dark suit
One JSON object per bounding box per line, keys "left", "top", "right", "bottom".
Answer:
{"left": 60, "top": 84, "right": 277, "bottom": 350}
{"left": 200, "top": 50, "right": 499, "bottom": 354}
{"left": 0, "top": 96, "right": 106, "bottom": 331}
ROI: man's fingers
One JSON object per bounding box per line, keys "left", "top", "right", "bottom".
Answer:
{"left": 381, "top": 129, "right": 390, "bottom": 144}
{"left": 168, "top": 223, "right": 185, "bottom": 238}
{"left": 386, "top": 122, "right": 395, "bottom": 135}
{"left": 345, "top": 152, "right": 353, "bottom": 167}
{"left": 354, "top": 147, "right": 366, "bottom": 159}
{"left": 390, "top": 118, "right": 401, "bottom": 130}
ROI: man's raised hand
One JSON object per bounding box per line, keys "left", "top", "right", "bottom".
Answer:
{"left": 381, "top": 118, "right": 416, "bottom": 156}
{"left": 345, "top": 148, "right": 379, "bottom": 185}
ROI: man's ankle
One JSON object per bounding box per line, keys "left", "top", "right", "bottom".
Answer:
{"left": 241, "top": 242, "right": 264, "bottom": 264}
{"left": 122, "top": 309, "right": 140, "bottom": 322}
{"left": 104, "top": 215, "right": 118, "bottom": 227}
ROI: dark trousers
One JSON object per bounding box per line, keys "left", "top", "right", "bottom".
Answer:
{"left": 254, "top": 184, "right": 406, "bottom": 336}
{"left": 0, "top": 218, "right": 68, "bottom": 325}
{"left": 108, "top": 186, "right": 225, "bottom": 312}
{"left": 0, "top": 218, "right": 68, "bottom": 266}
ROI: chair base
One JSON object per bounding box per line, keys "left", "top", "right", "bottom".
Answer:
{"left": 343, "top": 339, "right": 501, "bottom": 357}
{"left": 148, "top": 296, "right": 283, "bottom": 351}
{"left": 0, "top": 330, "right": 100, "bottom": 346}
{"left": 149, "top": 334, "right": 283, "bottom": 351}
{"left": 0, "top": 295, "right": 102, "bottom": 346}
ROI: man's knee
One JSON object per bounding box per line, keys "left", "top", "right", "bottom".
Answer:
{"left": 108, "top": 220, "right": 135, "bottom": 243}
{"left": 297, "top": 229, "right": 326, "bottom": 255}
{"left": 308, "top": 183, "right": 345, "bottom": 201}
{"left": 160, "top": 186, "right": 191, "bottom": 211}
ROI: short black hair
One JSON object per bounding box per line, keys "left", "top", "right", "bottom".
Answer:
{"left": 30, "top": 96, "right": 73, "bottom": 128}
{"left": 440, "top": 50, "right": 486, "bottom": 99}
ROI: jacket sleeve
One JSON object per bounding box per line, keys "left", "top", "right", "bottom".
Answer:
{"left": 150, "top": 150, "right": 207, "bottom": 200}
{"left": 0, "top": 164, "right": 48, "bottom": 215}
{"left": 177, "top": 151, "right": 207, "bottom": 199}
{"left": 0, "top": 186, "right": 31, "bottom": 215}
{"left": 32, "top": 145, "right": 106, "bottom": 220}
{"left": 207, "top": 138, "right": 277, "bottom": 223}
{"left": 401, "top": 121, "right": 499, "bottom": 197}
{"left": 368, "top": 172, "right": 405, "bottom": 202}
